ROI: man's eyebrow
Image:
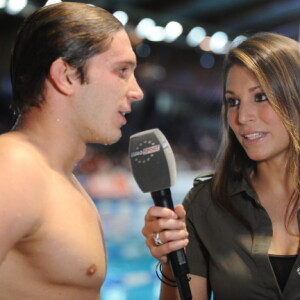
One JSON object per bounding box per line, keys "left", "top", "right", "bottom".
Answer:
{"left": 115, "top": 60, "right": 137, "bottom": 68}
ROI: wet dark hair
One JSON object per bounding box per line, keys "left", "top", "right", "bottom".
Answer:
{"left": 10, "top": 2, "right": 123, "bottom": 114}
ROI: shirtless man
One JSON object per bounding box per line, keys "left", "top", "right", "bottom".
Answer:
{"left": 0, "top": 2, "right": 143, "bottom": 299}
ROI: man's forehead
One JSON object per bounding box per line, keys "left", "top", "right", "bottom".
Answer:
{"left": 103, "top": 48, "right": 137, "bottom": 66}
{"left": 104, "top": 31, "right": 136, "bottom": 57}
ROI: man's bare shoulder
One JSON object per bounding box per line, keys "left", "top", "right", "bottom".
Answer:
{"left": 0, "top": 132, "right": 47, "bottom": 261}
{"left": 0, "top": 131, "right": 44, "bottom": 167}
{"left": 0, "top": 131, "right": 47, "bottom": 212}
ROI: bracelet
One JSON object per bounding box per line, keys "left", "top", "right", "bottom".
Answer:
{"left": 155, "top": 261, "right": 177, "bottom": 287}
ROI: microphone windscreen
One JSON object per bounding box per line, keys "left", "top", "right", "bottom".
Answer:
{"left": 129, "top": 128, "right": 176, "bottom": 193}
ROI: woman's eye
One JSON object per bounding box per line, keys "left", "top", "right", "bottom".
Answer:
{"left": 226, "top": 98, "right": 239, "bottom": 107}
{"left": 255, "top": 93, "right": 268, "bottom": 102}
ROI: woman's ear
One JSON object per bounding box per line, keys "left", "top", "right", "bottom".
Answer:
{"left": 48, "top": 58, "right": 79, "bottom": 95}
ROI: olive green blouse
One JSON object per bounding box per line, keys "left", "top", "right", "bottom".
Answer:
{"left": 183, "top": 175, "right": 300, "bottom": 300}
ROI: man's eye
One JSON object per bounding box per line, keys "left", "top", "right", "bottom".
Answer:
{"left": 119, "top": 68, "right": 128, "bottom": 74}
{"left": 226, "top": 98, "right": 239, "bottom": 107}
{"left": 255, "top": 93, "right": 268, "bottom": 102}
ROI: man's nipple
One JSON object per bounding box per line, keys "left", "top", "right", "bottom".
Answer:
{"left": 86, "top": 264, "right": 97, "bottom": 276}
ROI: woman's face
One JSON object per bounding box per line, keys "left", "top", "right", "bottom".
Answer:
{"left": 226, "top": 64, "right": 290, "bottom": 165}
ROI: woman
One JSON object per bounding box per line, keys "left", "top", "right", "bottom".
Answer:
{"left": 142, "top": 32, "right": 300, "bottom": 300}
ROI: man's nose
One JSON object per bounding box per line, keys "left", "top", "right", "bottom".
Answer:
{"left": 129, "top": 77, "right": 144, "bottom": 102}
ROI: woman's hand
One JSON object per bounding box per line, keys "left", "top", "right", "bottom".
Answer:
{"left": 142, "top": 204, "right": 189, "bottom": 264}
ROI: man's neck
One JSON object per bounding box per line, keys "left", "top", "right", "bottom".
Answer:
{"left": 14, "top": 109, "right": 87, "bottom": 176}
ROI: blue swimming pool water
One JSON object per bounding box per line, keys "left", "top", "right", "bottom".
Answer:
{"left": 95, "top": 196, "right": 161, "bottom": 300}
{"left": 87, "top": 170, "right": 199, "bottom": 300}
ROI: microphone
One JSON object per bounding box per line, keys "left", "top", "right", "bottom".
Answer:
{"left": 129, "top": 128, "right": 192, "bottom": 300}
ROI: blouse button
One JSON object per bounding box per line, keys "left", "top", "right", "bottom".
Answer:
{"left": 297, "top": 267, "right": 300, "bottom": 275}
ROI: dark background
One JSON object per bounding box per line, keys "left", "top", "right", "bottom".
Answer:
{"left": 1, "top": 0, "right": 300, "bottom": 170}
{"left": 1, "top": 2, "right": 300, "bottom": 299}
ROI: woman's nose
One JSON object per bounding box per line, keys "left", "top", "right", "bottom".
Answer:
{"left": 237, "top": 101, "right": 256, "bottom": 124}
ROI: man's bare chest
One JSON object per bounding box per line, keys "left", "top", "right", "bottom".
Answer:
{"left": 16, "top": 179, "right": 106, "bottom": 289}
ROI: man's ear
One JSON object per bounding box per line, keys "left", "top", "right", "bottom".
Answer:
{"left": 48, "top": 58, "right": 79, "bottom": 95}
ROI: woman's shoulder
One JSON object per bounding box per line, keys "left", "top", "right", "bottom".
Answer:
{"left": 193, "top": 172, "right": 214, "bottom": 187}
{"left": 183, "top": 172, "right": 214, "bottom": 213}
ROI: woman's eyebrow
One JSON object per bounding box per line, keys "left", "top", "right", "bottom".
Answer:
{"left": 225, "top": 85, "right": 261, "bottom": 95}
{"left": 249, "top": 85, "right": 261, "bottom": 92}
{"left": 224, "top": 90, "right": 234, "bottom": 95}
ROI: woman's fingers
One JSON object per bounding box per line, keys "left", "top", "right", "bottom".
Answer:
{"left": 144, "top": 206, "right": 178, "bottom": 221}
{"left": 148, "top": 235, "right": 189, "bottom": 264}
{"left": 142, "top": 207, "right": 186, "bottom": 237}
{"left": 142, "top": 205, "right": 189, "bottom": 263}
{"left": 174, "top": 204, "right": 186, "bottom": 220}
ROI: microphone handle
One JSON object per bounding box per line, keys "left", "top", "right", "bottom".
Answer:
{"left": 151, "top": 189, "right": 192, "bottom": 300}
